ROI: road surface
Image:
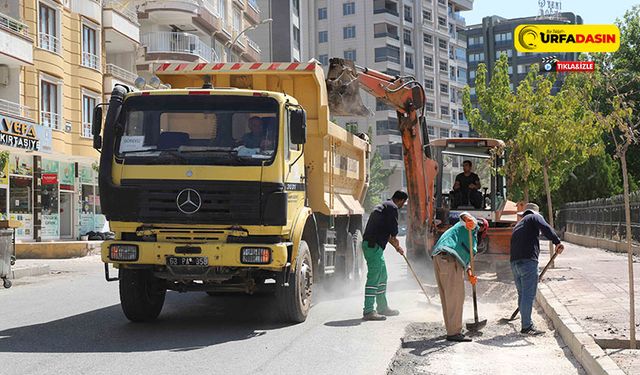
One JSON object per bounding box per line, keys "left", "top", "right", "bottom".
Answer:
{"left": 0, "top": 239, "right": 582, "bottom": 375}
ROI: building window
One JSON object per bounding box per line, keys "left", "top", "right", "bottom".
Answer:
{"left": 423, "top": 33, "right": 433, "bottom": 45}
{"left": 343, "top": 25, "right": 356, "bottom": 39}
{"left": 440, "top": 83, "right": 448, "bottom": 95}
{"left": 82, "top": 24, "right": 99, "bottom": 70}
{"left": 374, "top": 45, "right": 400, "bottom": 63}
{"left": 376, "top": 99, "right": 393, "bottom": 111}
{"left": 403, "top": 29, "right": 412, "bottom": 46}
{"left": 441, "top": 105, "right": 449, "bottom": 116}
{"left": 404, "top": 5, "right": 412, "bottom": 22}
{"left": 508, "top": 65, "right": 513, "bottom": 74}
{"left": 438, "top": 38, "right": 448, "bottom": 51}
{"left": 374, "top": 23, "right": 399, "bottom": 39}
{"left": 517, "top": 64, "right": 529, "bottom": 74}
{"left": 459, "top": 110, "right": 465, "bottom": 121}
{"left": 470, "top": 87, "right": 476, "bottom": 95}
{"left": 440, "top": 128, "right": 449, "bottom": 138}
{"left": 318, "top": 54, "right": 329, "bottom": 65}
{"left": 318, "top": 7, "right": 327, "bottom": 19}
{"left": 232, "top": 9, "right": 242, "bottom": 33}
{"left": 469, "top": 52, "right": 485, "bottom": 62}
{"left": 40, "top": 78, "right": 61, "bottom": 130}
{"left": 438, "top": 16, "right": 447, "bottom": 28}
{"left": 425, "top": 101, "right": 435, "bottom": 113}
{"left": 495, "top": 49, "right": 513, "bottom": 59}
{"left": 469, "top": 69, "right": 476, "bottom": 79}
{"left": 458, "top": 68, "right": 467, "bottom": 82}
{"left": 468, "top": 35, "right": 484, "bottom": 46}
{"left": 424, "top": 78, "right": 434, "bottom": 91}
{"left": 344, "top": 49, "right": 357, "bottom": 61}
{"left": 495, "top": 32, "right": 513, "bottom": 42}
{"left": 423, "top": 10, "right": 432, "bottom": 22}
{"left": 405, "top": 52, "right": 414, "bottom": 69}
{"left": 38, "top": 2, "right": 60, "bottom": 54}
{"left": 318, "top": 31, "right": 328, "bottom": 43}
{"left": 343, "top": 2, "right": 355, "bottom": 16}
{"left": 424, "top": 55, "right": 433, "bottom": 67}
{"left": 455, "top": 47, "right": 466, "bottom": 60}
{"left": 439, "top": 60, "right": 448, "bottom": 73}
{"left": 292, "top": 0, "right": 299, "bottom": 13}
{"left": 82, "top": 92, "right": 98, "bottom": 139}
{"left": 293, "top": 26, "right": 300, "bottom": 49}
{"left": 428, "top": 126, "right": 435, "bottom": 136}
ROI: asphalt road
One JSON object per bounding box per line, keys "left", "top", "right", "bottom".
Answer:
{"left": 0, "top": 239, "right": 582, "bottom": 375}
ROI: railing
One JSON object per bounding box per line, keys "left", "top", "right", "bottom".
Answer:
{"left": 373, "top": 8, "right": 399, "bottom": 17}
{"left": 82, "top": 52, "right": 101, "bottom": 70}
{"left": 141, "top": 32, "right": 218, "bottom": 62}
{"left": 41, "top": 111, "right": 61, "bottom": 130}
{"left": 374, "top": 32, "right": 399, "bottom": 40}
{"left": 105, "top": 63, "right": 138, "bottom": 83}
{"left": 103, "top": 0, "right": 138, "bottom": 24}
{"left": 0, "top": 99, "right": 33, "bottom": 120}
{"left": 39, "top": 33, "right": 61, "bottom": 54}
{"left": 449, "top": 12, "right": 465, "bottom": 23}
{"left": 0, "top": 12, "right": 29, "bottom": 38}
{"left": 245, "top": 36, "right": 261, "bottom": 52}
{"left": 557, "top": 193, "right": 640, "bottom": 244}
{"left": 81, "top": 122, "right": 92, "bottom": 138}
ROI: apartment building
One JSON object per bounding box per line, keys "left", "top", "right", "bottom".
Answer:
{"left": 251, "top": 0, "right": 309, "bottom": 62}
{"left": 135, "top": 0, "right": 264, "bottom": 80}
{"left": 465, "top": 13, "right": 582, "bottom": 106}
{"left": 304, "top": 0, "right": 473, "bottom": 196}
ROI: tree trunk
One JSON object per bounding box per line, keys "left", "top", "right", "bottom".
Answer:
{"left": 523, "top": 185, "right": 530, "bottom": 203}
{"left": 620, "top": 154, "right": 637, "bottom": 349}
{"left": 542, "top": 165, "right": 555, "bottom": 268}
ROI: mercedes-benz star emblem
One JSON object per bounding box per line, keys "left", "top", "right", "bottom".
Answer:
{"left": 176, "top": 188, "right": 202, "bottom": 214}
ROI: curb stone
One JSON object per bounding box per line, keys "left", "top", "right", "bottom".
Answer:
{"left": 537, "top": 283, "right": 627, "bottom": 375}
{"left": 9, "top": 264, "right": 50, "bottom": 280}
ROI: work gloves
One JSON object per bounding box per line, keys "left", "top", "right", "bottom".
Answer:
{"left": 467, "top": 269, "right": 478, "bottom": 286}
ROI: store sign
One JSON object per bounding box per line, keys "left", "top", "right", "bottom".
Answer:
{"left": 42, "top": 173, "right": 58, "bottom": 185}
{"left": 0, "top": 115, "right": 52, "bottom": 153}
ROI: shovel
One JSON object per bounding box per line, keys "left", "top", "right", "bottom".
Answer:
{"left": 466, "top": 228, "right": 487, "bottom": 331}
{"left": 402, "top": 253, "right": 434, "bottom": 305}
{"left": 507, "top": 251, "right": 560, "bottom": 321}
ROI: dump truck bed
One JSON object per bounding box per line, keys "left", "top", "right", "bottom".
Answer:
{"left": 153, "top": 62, "right": 369, "bottom": 216}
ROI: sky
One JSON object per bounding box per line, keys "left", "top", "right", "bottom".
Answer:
{"left": 464, "top": 0, "right": 638, "bottom": 26}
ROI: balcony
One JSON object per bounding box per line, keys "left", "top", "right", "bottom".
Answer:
{"left": 449, "top": 11, "right": 465, "bottom": 25}
{"left": 451, "top": 0, "right": 474, "bottom": 11}
{"left": 0, "top": 99, "right": 33, "bottom": 120}
{"left": 233, "top": 0, "right": 246, "bottom": 9}
{"left": 245, "top": 0, "right": 261, "bottom": 24}
{"left": 141, "top": 32, "right": 218, "bottom": 63}
{"left": 81, "top": 52, "right": 101, "bottom": 70}
{"left": 373, "top": 0, "right": 399, "bottom": 17}
{"left": 71, "top": 0, "right": 102, "bottom": 23}
{"left": 243, "top": 35, "right": 261, "bottom": 62}
{"left": 103, "top": 0, "right": 140, "bottom": 50}
{"left": 0, "top": 13, "right": 33, "bottom": 65}
{"left": 104, "top": 63, "right": 137, "bottom": 93}
{"left": 138, "top": 1, "right": 223, "bottom": 37}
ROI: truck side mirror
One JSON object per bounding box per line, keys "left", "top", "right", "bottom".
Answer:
{"left": 92, "top": 106, "right": 103, "bottom": 150}
{"left": 290, "top": 108, "right": 307, "bottom": 145}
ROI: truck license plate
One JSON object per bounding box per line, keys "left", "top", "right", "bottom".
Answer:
{"left": 166, "top": 256, "right": 208, "bottom": 266}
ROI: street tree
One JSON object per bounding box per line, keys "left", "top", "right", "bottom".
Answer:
{"left": 364, "top": 150, "right": 395, "bottom": 212}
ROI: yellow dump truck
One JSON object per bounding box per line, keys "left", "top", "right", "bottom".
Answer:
{"left": 92, "top": 62, "right": 369, "bottom": 323}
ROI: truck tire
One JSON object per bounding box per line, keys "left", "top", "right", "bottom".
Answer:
{"left": 119, "top": 268, "right": 166, "bottom": 322}
{"left": 276, "top": 240, "right": 313, "bottom": 323}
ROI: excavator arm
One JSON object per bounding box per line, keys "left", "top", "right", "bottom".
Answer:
{"left": 326, "top": 58, "right": 438, "bottom": 258}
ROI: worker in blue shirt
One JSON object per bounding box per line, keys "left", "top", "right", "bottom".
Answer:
{"left": 511, "top": 203, "right": 564, "bottom": 336}
{"left": 361, "top": 190, "right": 408, "bottom": 321}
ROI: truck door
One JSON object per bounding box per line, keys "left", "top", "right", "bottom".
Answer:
{"left": 284, "top": 109, "right": 305, "bottom": 228}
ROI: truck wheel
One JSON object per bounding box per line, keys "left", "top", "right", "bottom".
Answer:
{"left": 276, "top": 240, "right": 313, "bottom": 323}
{"left": 119, "top": 268, "right": 166, "bottom": 322}
{"left": 352, "top": 230, "right": 365, "bottom": 282}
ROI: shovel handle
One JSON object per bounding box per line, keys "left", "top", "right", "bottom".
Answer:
{"left": 403, "top": 254, "right": 432, "bottom": 304}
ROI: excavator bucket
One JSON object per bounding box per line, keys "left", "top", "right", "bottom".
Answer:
{"left": 326, "top": 58, "right": 372, "bottom": 117}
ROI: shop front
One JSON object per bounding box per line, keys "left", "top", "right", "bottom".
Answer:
{"left": 0, "top": 112, "right": 106, "bottom": 242}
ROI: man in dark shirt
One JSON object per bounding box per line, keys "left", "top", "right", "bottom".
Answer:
{"left": 361, "top": 190, "right": 407, "bottom": 321}
{"left": 510, "top": 203, "right": 564, "bottom": 335}
{"left": 451, "top": 160, "right": 483, "bottom": 209}
{"left": 240, "top": 117, "right": 273, "bottom": 150}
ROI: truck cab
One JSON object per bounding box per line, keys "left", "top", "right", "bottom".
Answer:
{"left": 94, "top": 62, "right": 369, "bottom": 323}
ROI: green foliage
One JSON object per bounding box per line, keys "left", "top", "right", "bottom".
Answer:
{"left": 364, "top": 150, "right": 393, "bottom": 212}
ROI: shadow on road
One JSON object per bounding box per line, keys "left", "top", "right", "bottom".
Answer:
{"left": 0, "top": 292, "right": 289, "bottom": 353}
{"left": 323, "top": 318, "right": 364, "bottom": 327}
{"left": 401, "top": 335, "right": 455, "bottom": 356}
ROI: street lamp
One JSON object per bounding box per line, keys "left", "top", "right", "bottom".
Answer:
{"left": 225, "top": 18, "right": 272, "bottom": 62}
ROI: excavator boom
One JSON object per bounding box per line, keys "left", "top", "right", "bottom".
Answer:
{"left": 326, "top": 58, "right": 438, "bottom": 257}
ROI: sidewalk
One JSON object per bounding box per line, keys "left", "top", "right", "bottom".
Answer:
{"left": 538, "top": 241, "right": 640, "bottom": 375}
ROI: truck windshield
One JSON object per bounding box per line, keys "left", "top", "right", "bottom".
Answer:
{"left": 115, "top": 95, "right": 280, "bottom": 166}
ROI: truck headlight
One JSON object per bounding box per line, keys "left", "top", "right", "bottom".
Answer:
{"left": 241, "top": 247, "right": 271, "bottom": 264}
{"left": 109, "top": 244, "right": 139, "bottom": 261}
